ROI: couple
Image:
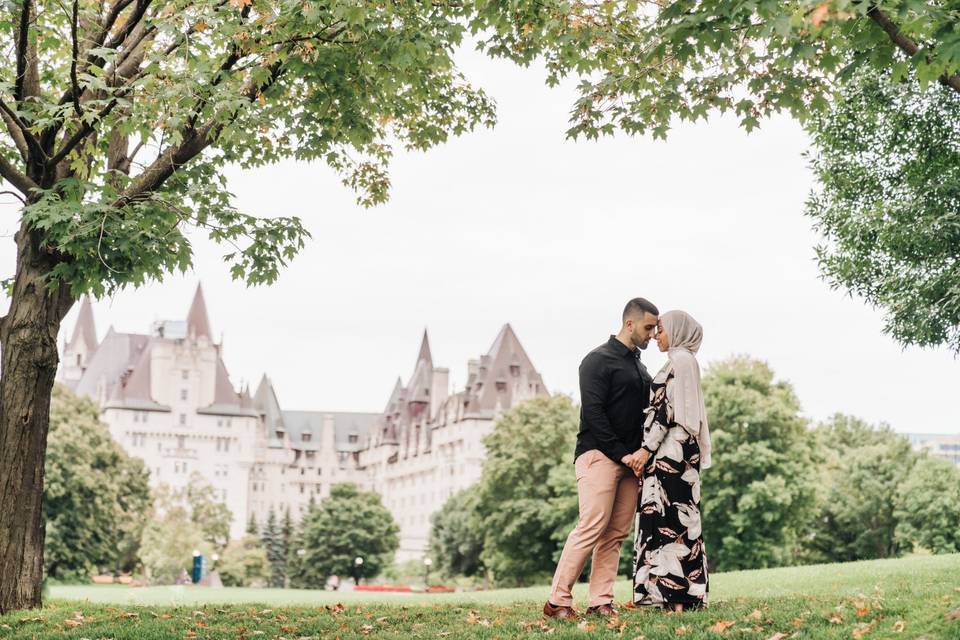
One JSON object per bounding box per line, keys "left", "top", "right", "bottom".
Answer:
{"left": 543, "top": 297, "right": 712, "bottom": 619}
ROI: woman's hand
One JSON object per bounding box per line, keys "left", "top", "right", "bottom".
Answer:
{"left": 631, "top": 449, "right": 651, "bottom": 476}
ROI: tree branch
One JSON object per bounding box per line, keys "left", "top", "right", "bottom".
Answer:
{"left": 1, "top": 109, "right": 30, "bottom": 161}
{"left": 0, "top": 97, "right": 46, "bottom": 162}
{"left": 113, "top": 62, "right": 285, "bottom": 208}
{"left": 0, "top": 154, "right": 40, "bottom": 195}
{"left": 14, "top": 0, "right": 32, "bottom": 103}
{"left": 70, "top": 0, "right": 82, "bottom": 117}
{"left": 47, "top": 96, "right": 123, "bottom": 168}
{"left": 867, "top": 7, "right": 960, "bottom": 94}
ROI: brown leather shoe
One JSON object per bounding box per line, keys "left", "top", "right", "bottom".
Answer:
{"left": 585, "top": 603, "right": 619, "bottom": 617}
{"left": 543, "top": 601, "right": 578, "bottom": 619}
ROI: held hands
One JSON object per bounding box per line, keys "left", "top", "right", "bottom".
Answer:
{"left": 621, "top": 449, "right": 651, "bottom": 476}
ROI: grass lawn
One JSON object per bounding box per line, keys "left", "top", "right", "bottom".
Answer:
{"left": 2, "top": 554, "right": 959, "bottom": 639}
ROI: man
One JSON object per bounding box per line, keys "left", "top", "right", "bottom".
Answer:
{"left": 544, "top": 297, "right": 659, "bottom": 619}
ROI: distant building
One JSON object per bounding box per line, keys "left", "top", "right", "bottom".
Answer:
{"left": 905, "top": 433, "right": 960, "bottom": 466}
{"left": 58, "top": 286, "right": 548, "bottom": 557}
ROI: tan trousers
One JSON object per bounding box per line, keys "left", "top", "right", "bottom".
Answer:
{"left": 549, "top": 449, "right": 639, "bottom": 608}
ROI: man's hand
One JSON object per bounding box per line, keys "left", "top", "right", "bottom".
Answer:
{"left": 630, "top": 449, "right": 651, "bottom": 476}
{"left": 620, "top": 453, "right": 635, "bottom": 469}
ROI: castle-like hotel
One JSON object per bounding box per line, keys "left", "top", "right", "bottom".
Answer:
{"left": 58, "top": 286, "right": 548, "bottom": 559}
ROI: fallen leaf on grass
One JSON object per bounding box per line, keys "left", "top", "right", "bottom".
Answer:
{"left": 150, "top": 612, "right": 173, "bottom": 619}
{"left": 674, "top": 625, "right": 690, "bottom": 635}
{"left": 891, "top": 620, "right": 905, "bottom": 633}
{"left": 946, "top": 607, "right": 960, "bottom": 621}
{"left": 577, "top": 620, "right": 596, "bottom": 632}
{"left": 707, "top": 620, "right": 735, "bottom": 633}
{"left": 790, "top": 618, "right": 804, "bottom": 628}
{"left": 745, "top": 610, "right": 763, "bottom": 622}
{"left": 63, "top": 619, "right": 82, "bottom": 628}
{"left": 17, "top": 617, "right": 43, "bottom": 624}
{"left": 828, "top": 613, "right": 844, "bottom": 624}
{"left": 765, "top": 634, "right": 789, "bottom": 640}
{"left": 852, "top": 620, "right": 877, "bottom": 639}
{"left": 360, "top": 624, "right": 375, "bottom": 635}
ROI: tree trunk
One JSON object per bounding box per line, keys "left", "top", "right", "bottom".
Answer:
{"left": 0, "top": 223, "right": 73, "bottom": 613}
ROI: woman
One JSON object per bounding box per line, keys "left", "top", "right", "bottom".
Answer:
{"left": 632, "top": 310, "right": 711, "bottom": 611}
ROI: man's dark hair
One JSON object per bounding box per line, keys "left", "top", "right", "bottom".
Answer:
{"left": 622, "top": 297, "right": 659, "bottom": 321}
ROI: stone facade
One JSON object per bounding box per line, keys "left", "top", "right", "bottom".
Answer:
{"left": 59, "top": 286, "right": 548, "bottom": 558}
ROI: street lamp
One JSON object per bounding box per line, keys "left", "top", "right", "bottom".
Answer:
{"left": 353, "top": 556, "right": 364, "bottom": 586}
{"left": 423, "top": 557, "right": 433, "bottom": 589}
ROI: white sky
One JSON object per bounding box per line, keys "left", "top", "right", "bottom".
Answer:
{"left": 2, "top": 48, "right": 957, "bottom": 434}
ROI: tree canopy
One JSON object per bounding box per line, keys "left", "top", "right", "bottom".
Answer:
{"left": 43, "top": 384, "right": 151, "bottom": 580}
{"left": 296, "top": 483, "right": 398, "bottom": 587}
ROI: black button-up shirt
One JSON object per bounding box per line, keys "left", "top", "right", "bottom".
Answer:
{"left": 574, "top": 336, "right": 652, "bottom": 464}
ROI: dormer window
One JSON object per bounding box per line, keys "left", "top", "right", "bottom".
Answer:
{"left": 76, "top": 354, "right": 82, "bottom": 367}
{"left": 348, "top": 434, "right": 358, "bottom": 444}
{"left": 302, "top": 432, "right": 312, "bottom": 442}
{"left": 510, "top": 364, "right": 520, "bottom": 376}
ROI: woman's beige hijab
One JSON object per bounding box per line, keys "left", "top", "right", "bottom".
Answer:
{"left": 660, "top": 310, "right": 712, "bottom": 469}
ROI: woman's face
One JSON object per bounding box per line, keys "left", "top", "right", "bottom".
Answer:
{"left": 656, "top": 321, "right": 669, "bottom": 352}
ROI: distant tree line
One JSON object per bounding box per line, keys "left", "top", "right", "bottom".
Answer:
{"left": 429, "top": 360, "right": 960, "bottom": 586}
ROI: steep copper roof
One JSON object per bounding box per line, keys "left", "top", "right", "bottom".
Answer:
{"left": 213, "top": 351, "right": 239, "bottom": 405}
{"left": 74, "top": 327, "right": 152, "bottom": 404}
{"left": 68, "top": 296, "right": 99, "bottom": 352}
{"left": 468, "top": 324, "right": 547, "bottom": 415}
{"left": 186, "top": 284, "right": 212, "bottom": 339}
{"left": 416, "top": 329, "right": 432, "bottom": 364}
{"left": 118, "top": 340, "right": 154, "bottom": 402}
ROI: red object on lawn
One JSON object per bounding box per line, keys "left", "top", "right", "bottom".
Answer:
{"left": 352, "top": 584, "right": 413, "bottom": 592}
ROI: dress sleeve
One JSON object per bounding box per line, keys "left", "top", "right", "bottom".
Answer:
{"left": 641, "top": 377, "right": 672, "bottom": 453}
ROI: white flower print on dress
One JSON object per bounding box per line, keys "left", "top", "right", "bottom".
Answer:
{"left": 681, "top": 465, "right": 701, "bottom": 503}
{"left": 646, "top": 542, "right": 691, "bottom": 577}
{"left": 640, "top": 474, "right": 669, "bottom": 516}
{"left": 676, "top": 503, "right": 702, "bottom": 540}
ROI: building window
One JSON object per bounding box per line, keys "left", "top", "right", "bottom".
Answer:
{"left": 133, "top": 412, "right": 139, "bottom": 423}
{"left": 76, "top": 354, "right": 82, "bottom": 366}
{"left": 180, "top": 389, "right": 188, "bottom": 401}
{"left": 182, "top": 370, "right": 189, "bottom": 380}
{"left": 317, "top": 468, "right": 322, "bottom": 476}
{"left": 179, "top": 413, "right": 186, "bottom": 426}
{"left": 302, "top": 432, "right": 312, "bottom": 442}
{"left": 141, "top": 412, "right": 148, "bottom": 424}
{"left": 348, "top": 434, "right": 358, "bottom": 444}
{"left": 226, "top": 419, "right": 232, "bottom": 427}
{"left": 177, "top": 435, "right": 185, "bottom": 449}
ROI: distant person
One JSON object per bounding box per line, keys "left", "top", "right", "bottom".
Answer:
{"left": 543, "top": 298, "right": 659, "bottom": 620}
{"left": 632, "top": 310, "right": 712, "bottom": 611}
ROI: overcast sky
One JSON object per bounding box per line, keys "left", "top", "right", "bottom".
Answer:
{"left": 2, "top": 47, "right": 957, "bottom": 435}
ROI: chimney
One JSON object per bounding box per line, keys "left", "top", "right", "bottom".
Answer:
{"left": 430, "top": 367, "right": 449, "bottom": 418}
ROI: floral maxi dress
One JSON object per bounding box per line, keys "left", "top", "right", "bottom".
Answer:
{"left": 632, "top": 370, "right": 709, "bottom": 608}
